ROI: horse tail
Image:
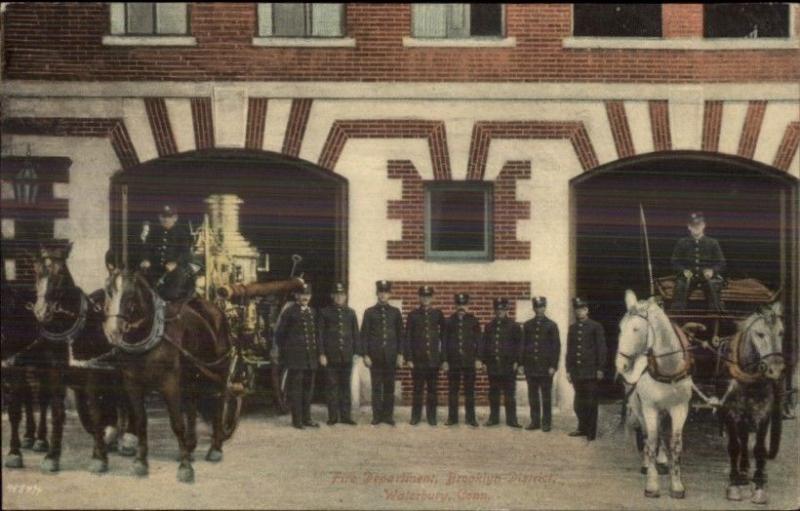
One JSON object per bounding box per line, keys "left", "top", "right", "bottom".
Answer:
{"left": 767, "top": 381, "right": 782, "bottom": 459}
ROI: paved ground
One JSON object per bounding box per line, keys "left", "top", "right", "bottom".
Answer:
{"left": 3, "top": 403, "right": 799, "bottom": 510}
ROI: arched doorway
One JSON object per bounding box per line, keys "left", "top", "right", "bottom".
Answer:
{"left": 109, "top": 149, "right": 348, "bottom": 308}
{"left": 570, "top": 151, "right": 798, "bottom": 398}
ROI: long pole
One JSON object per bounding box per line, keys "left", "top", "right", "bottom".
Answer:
{"left": 122, "top": 185, "right": 128, "bottom": 270}
{"left": 639, "top": 203, "right": 655, "bottom": 296}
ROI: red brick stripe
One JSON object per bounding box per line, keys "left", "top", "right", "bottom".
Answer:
{"left": 2, "top": 117, "right": 139, "bottom": 169}
{"left": 773, "top": 121, "right": 800, "bottom": 171}
{"left": 245, "top": 97, "right": 268, "bottom": 150}
{"left": 282, "top": 98, "right": 313, "bottom": 157}
{"left": 190, "top": 97, "right": 214, "bottom": 150}
{"left": 737, "top": 100, "right": 767, "bottom": 159}
{"left": 318, "top": 120, "right": 452, "bottom": 180}
{"left": 702, "top": 100, "right": 724, "bottom": 152}
{"left": 387, "top": 160, "right": 424, "bottom": 259}
{"left": 144, "top": 98, "right": 177, "bottom": 157}
{"left": 466, "top": 121, "right": 599, "bottom": 180}
{"left": 494, "top": 161, "right": 531, "bottom": 260}
{"left": 605, "top": 101, "right": 635, "bottom": 159}
{"left": 648, "top": 100, "right": 672, "bottom": 152}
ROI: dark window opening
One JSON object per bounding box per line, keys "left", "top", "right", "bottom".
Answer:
{"left": 471, "top": 4, "right": 504, "bottom": 37}
{"left": 426, "top": 184, "right": 492, "bottom": 260}
{"left": 573, "top": 4, "right": 662, "bottom": 37}
{"left": 704, "top": 3, "right": 790, "bottom": 38}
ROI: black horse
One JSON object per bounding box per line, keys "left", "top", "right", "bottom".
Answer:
{"left": 720, "top": 302, "right": 784, "bottom": 505}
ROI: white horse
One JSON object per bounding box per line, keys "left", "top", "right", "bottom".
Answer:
{"left": 616, "top": 290, "right": 693, "bottom": 498}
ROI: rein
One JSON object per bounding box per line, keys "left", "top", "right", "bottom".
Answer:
{"left": 617, "top": 311, "right": 693, "bottom": 386}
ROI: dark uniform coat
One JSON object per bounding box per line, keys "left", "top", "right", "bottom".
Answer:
{"left": 275, "top": 303, "right": 319, "bottom": 370}
{"left": 317, "top": 304, "right": 359, "bottom": 364}
{"left": 404, "top": 306, "right": 446, "bottom": 369}
{"left": 443, "top": 312, "right": 482, "bottom": 369}
{"left": 481, "top": 317, "right": 522, "bottom": 375}
{"left": 670, "top": 235, "right": 726, "bottom": 276}
{"left": 142, "top": 222, "right": 193, "bottom": 270}
{"left": 522, "top": 316, "right": 561, "bottom": 377}
{"left": 359, "top": 303, "right": 403, "bottom": 366}
{"left": 565, "top": 318, "right": 606, "bottom": 380}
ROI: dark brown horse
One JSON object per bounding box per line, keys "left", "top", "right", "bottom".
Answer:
{"left": 103, "top": 271, "right": 233, "bottom": 483}
{"left": 720, "top": 302, "right": 785, "bottom": 505}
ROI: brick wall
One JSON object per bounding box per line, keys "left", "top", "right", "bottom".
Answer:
{"left": 389, "top": 281, "right": 530, "bottom": 405}
{"left": 2, "top": 3, "right": 797, "bottom": 83}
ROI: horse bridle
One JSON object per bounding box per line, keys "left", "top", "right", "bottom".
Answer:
{"left": 27, "top": 271, "right": 91, "bottom": 343}
{"left": 618, "top": 308, "right": 692, "bottom": 384}
{"left": 728, "top": 312, "right": 785, "bottom": 381}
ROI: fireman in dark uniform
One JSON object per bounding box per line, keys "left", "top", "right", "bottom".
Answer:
{"left": 481, "top": 298, "right": 523, "bottom": 428}
{"left": 670, "top": 211, "right": 726, "bottom": 313}
{"left": 443, "top": 293, "right": 482, "bottom": 427}
{"left": 139, "top": 205, "right": 195, "bottom": 301}
{"left": 359, "top": 280, "right": 404, "bottom": 426}
{"left": 522, "top": 296, "right": 560, "bottom": 432}
{"left": 275, "top": 283, "right": 319, "bottom": 429}
{"left": 404, "top": 285, "right": 446, "bottom": 426}
{"left": 566, "top": 297, "right": 607, "bottom": 441}
{"left": 317, "top": 282, "right": 359, "bottom": 426}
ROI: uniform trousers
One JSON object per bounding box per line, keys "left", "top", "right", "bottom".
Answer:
{"left": 447, "top": 367, "right": 476, "bottom": 422}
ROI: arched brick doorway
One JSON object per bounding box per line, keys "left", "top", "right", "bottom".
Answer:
{"left": 109, "top": 149, "right": 348, "bottom": 307}
{"left": 570, "top": 151, "right": 798, "bottom": 398}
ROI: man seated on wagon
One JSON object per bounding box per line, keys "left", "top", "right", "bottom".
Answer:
{"left": 139, "top": 204, "right": 197, "bottom": 302}
{"left": 669, "top": 211, "right": 726, "bottom": 313}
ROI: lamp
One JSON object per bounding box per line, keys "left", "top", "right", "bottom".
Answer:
{"left": 13, "top": 145, "right": 39, "bottom": 205}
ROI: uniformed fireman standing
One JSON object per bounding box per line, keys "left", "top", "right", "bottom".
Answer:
{"left": 139, "top": 205, "right": 195, "bottom": 301}
{"left": 565, "top": 297, "right": 607, "bottom": 441}
{"left": 443, "top": 293, "right": 482, "bottom": 427}
{"left": 669, "top": 211, "right": 726, "bottom": 313}
{"left": 275, "top": 283, "right": 319, "bottom": 429}
{"left": 521, "top": 296, "right": 560, "bottom": 432}
{"left": 404, "top": 285, "right": 446, "bottom": 426}
{"left": 359, "top": 280, "right": 404, "bottom": 426}
{"left": 481, "top": 298, "right": 523, "bottom": 428}
{"left": 317, "top": 283, "right": 359, "bottom": 426}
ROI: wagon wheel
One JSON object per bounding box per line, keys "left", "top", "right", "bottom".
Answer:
{"left": 221, "top": 351, "right": 245, "bottom": 440}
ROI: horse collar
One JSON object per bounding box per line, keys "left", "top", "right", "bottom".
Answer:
{"left": 40, "top": 293, "right": 88, "bottom": 343}
{"left": 110, "top": 290, "right": 166, "bottom": 354}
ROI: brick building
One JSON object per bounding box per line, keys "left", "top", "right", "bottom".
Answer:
{"left": 1, "top": 3, "right": 798, "bottom": 410}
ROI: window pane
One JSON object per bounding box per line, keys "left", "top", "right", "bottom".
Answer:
{"left": 470, "top": 4, "right": 503, "bottom": 36}
{"left": 110, "top": 3, "right": 126, "bottom": 34}
{"left": 311, "top": 3, "right": 343, "bottom": 37}
{"left": 573, "top": 4, "right": 662, "bottom": 37}
{"left": 704, "top": 3, "right": 789, "bottom": 38}
{"left": 429, "top": 189, "right": 487, "bottom": 253}
{"left": 126, "top": 3, "right": 154, "bottom": 34}
{"left": 447, "top": 4, "right": 470, "bottom": 38}
{"left": 156, "top": 3, "right": 187, "bottom": 34}
{"left": 273, "top": 3, "right": 307, "bottom": 36}
{"left": 258, "top": 3, "right": 273, "bottom": 36}
{"left": 413, "top": 4, "right": 447, "bottom": 38}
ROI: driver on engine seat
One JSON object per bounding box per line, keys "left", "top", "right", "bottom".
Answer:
{"left": 669, "top": 212, "right": 726, "bottom": 313}
{"left": 139, "top": 205, "right": 197, "bottom": 302}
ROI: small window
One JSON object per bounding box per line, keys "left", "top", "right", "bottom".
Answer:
{"left": 573, "top": 4, "right": 662, "bottom": 37}
{"left": 111, "top": 3, "right": 189, "bottom": 35}
{"left": 704, "top": 3, "right": 790, "bottom": 38}
{"left": 258, "top": 3, "right": 344, "bottom": 37}
{"left": 412, "top": 4, "right": 504, "bottom": 38}
{"left": 425, "top": 183, "right": 493, "bottom": 261}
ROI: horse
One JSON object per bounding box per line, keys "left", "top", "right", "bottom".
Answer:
{"left": 616, "top": 290, "right": 693, "bottom": 498}
{"left": 719, "top": 302, "right": 784, "bottom": 505}
{"left": 103, "top": 270, "right": 233, "bottom": 483}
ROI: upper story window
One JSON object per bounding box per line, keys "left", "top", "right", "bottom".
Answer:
{"left": 573, "top": 4, "right": 662, "bottom": 37}
{"left": 257, "top": 3, "right": 344, "bottom": 37}
{"left": 425, "top": 183, "right": 493, "bottom": 261}
{"left": 110, "top": 3, "right": 188, "bottom": 35}
{"left": 704, "top": 3, "right": 790, "bottom": 38}
{"left": 412, "top": 4, "right": 504, "bottom": 38}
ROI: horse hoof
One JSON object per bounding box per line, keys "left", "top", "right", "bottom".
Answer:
{"left": 656, "top": 463, "right": 669, "bottom": 475}
{"left": 32, "top": 440, "right": 49, "bottom": 452}
{"left": 21, "top": 438, "right": 35, "bottom": 450}
{"left": 103, "top": 426, "right": 118, "bottom": 447}
{"left": 40, "top": 457, "right": 60, "bottom": 473}
{"left": 89, "top": 458, "right": 108, "bottom": 474}
{"left": 751, "top": 488, "right": 767, "bottom": 505}
{"left": 726, "top": 485, "right": 742, "bottom": 501}
{"left": 177, "top": 464, "right": 195, "bottom": 484}
{"left": 644, "top": 489, "right": 660, "bottom": 498}
{"left": 119, "top": 433, "right": 138, "bottom": 457}
{"left": 640, "top": 466, "right": 647, "bottom": 475}
{"left": 205, "top": 449, "right": 223, "bottom": 463}
{"left": 670, "top": 489, "right": 686, "bottom": 499}
{"left": 131, "top": 460, "right": 148, "bottom": 477}
{"left": 5, "top": 454, "right": 24, "bottom": 469}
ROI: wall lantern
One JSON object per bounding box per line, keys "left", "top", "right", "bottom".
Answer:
{"left": 13, "top": 145, "right": 39, "bottom": 205}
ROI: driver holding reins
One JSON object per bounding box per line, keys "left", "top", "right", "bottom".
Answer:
{"left": 669, "top": 211, "right": 726, "bottom": 313}
{"left": 138, "top": 205, "right": 196, "bottom": 302}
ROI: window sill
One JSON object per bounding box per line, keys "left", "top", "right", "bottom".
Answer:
{"left": 562, "top": 36, "right": 799, "bottom": 50}
{"left": 403, "top": 36, "right": 516, "bottom": 48}
{"left": 102, "top": 35, "right": 197, "bottom": 47}
{"left": 251, "top": 37, "right": 356, "bottom": 48}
